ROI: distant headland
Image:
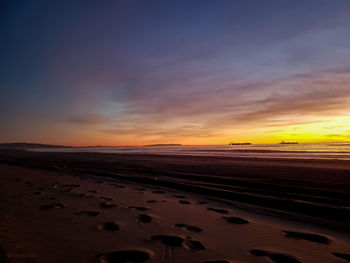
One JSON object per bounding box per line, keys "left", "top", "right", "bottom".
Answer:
{"left": 142, "top": 144, "right": 183, "bottom": 147}
{"left": 0, "top": 143, "right": 71, "bottom": 149}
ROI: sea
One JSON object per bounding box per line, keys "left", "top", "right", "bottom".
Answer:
{"left": 31, "top": 143, "right": 350, "bottom": 160}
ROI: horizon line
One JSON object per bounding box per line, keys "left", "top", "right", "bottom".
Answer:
{"left": 1, "top": 141, "right": 350, "bottom": 148}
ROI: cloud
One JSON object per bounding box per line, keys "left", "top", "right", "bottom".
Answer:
{"left": 59, "top": 114, "right": 109, "bottom": 125}
{"left": 326, "top": 134, "right": 350, "bottom": 138}
{"left": 77, "top": 68, "right": 350, "bottom": 142}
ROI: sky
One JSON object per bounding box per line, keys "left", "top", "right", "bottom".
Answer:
{"left": 1, "top": 0, "right": 350, "bottom": 146}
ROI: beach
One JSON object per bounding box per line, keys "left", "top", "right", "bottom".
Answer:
{"left": 4, "top": 0, "right": 350, "bottom": 262}
{"left": 0, "top": 150, "right": 350, "bottom": 263}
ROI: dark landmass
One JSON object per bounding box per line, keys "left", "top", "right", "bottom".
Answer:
{"left": 0, "top": 143, "right": 71, "bottom": 149}
{"left": 142, "top": 144, "right": 183, "bottom": 147}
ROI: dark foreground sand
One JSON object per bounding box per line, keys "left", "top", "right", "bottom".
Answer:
{"left": 0, "top": 150, "right": 350, "bottom": 262}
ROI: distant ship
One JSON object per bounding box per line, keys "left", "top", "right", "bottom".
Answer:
{"left": 229, "top": 142, "right": 252, "bottom": 145}
{"left": 279, "top": 141, "right": 299, "bottom": 144}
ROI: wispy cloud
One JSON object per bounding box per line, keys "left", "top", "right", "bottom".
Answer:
{"left": 64, "top": 69, "right": 350, "bottom": 143}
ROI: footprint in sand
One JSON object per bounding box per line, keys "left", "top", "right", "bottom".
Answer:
{"left": 77, "top": 211, "right": 100, "bottom": 216}
{"left": 222, "top": 216, "right": 249, "bottom": 224}
{"left": 179, "top": 200, "right": 191, "bottom": 205}
{"left": 100, "top": 202, "right": 117, "bottom": 209}
{"left": 151, "top": 235, "right": 206, "bottom": 251}
{"left": 40, "top": 203, "right": 65, "bottom": 211}
{"left": 129, "top": 206, "right": 149, "bottom": 211}
{"left": 174, "top": 224, "right": 202, "bottom": 233}
{"left": 282, "top": 230, "right": 331, "bottom": 244}
{"left": 151, "top": 235, "right": 184, "bottom": 247}
{"left": 138, "top": 214, "right": 152, "bottom": 223}
{"left": 204, "top": 260, "right": 231, "bottom": 263}
{"left": 100, "top": 197, "right": 113, "bottom": 201}
{"left": 152, "top": 190, "right": 166, "bottom": 194}
{"left": 96, "top": 249, "right": 153, "bottom": 263}
{"left": 63, "top": 184, "right": 80, "bottom": 188}
{"left": 207, "top": 207, "right": 229, "bottom": 214}
{"left": 173, "top": 195, "right": 186, "bottom": 199}
{"left": 185, "top": 239, "right": 206, "bottom": 250}
{"left": 151, "top": 235, "right": 184, "bottom": 260}
{"left": 25, "top": 182, "right": 34, "bottom": 187}
{"left": 333, "top": 253, "right": 350, "bottom": 261}
{"left": 97, "top": 222, "right": 120, "bottom": 231}
{"left": 250, "top": 249, "right": 301, "bottom": 263}
{"left": 61, "top": 184, "right": 76, "bottom": 191}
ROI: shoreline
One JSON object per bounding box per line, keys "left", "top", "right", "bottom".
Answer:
{"left": 28, "top": 147, "right": 350, "bottom": 162}
{"left": 5, "top": 148, "right": 350, "bottom": 169}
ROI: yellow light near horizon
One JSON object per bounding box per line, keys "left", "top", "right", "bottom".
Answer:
{"left": 248, "top": 115, "right": 350, "bottom": 144}
{"left": 45, "top": 114, "right": 350, "bottom": 147}
{"left": 209, "top": 115, "right": 350, "bottom": 145}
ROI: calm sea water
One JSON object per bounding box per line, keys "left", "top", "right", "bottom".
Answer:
{"left": 32, "top": 143, "right": 350, "bottom": 160}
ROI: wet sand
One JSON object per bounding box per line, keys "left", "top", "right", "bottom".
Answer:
{"left": 0, "top": 150, "right": 350, "bottom": 262}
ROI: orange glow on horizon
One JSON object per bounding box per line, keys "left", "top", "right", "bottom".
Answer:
{"left": 15, "top": 114, "right": 348, "bottom": 147}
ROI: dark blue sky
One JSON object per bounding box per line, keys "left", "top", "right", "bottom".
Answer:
{"left": 1, "top": 1, "right": 350, "bottom": 145}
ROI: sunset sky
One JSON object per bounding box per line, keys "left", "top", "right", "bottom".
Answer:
{"left": 1, "top": 0, "right": 350, "bottom": 146}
